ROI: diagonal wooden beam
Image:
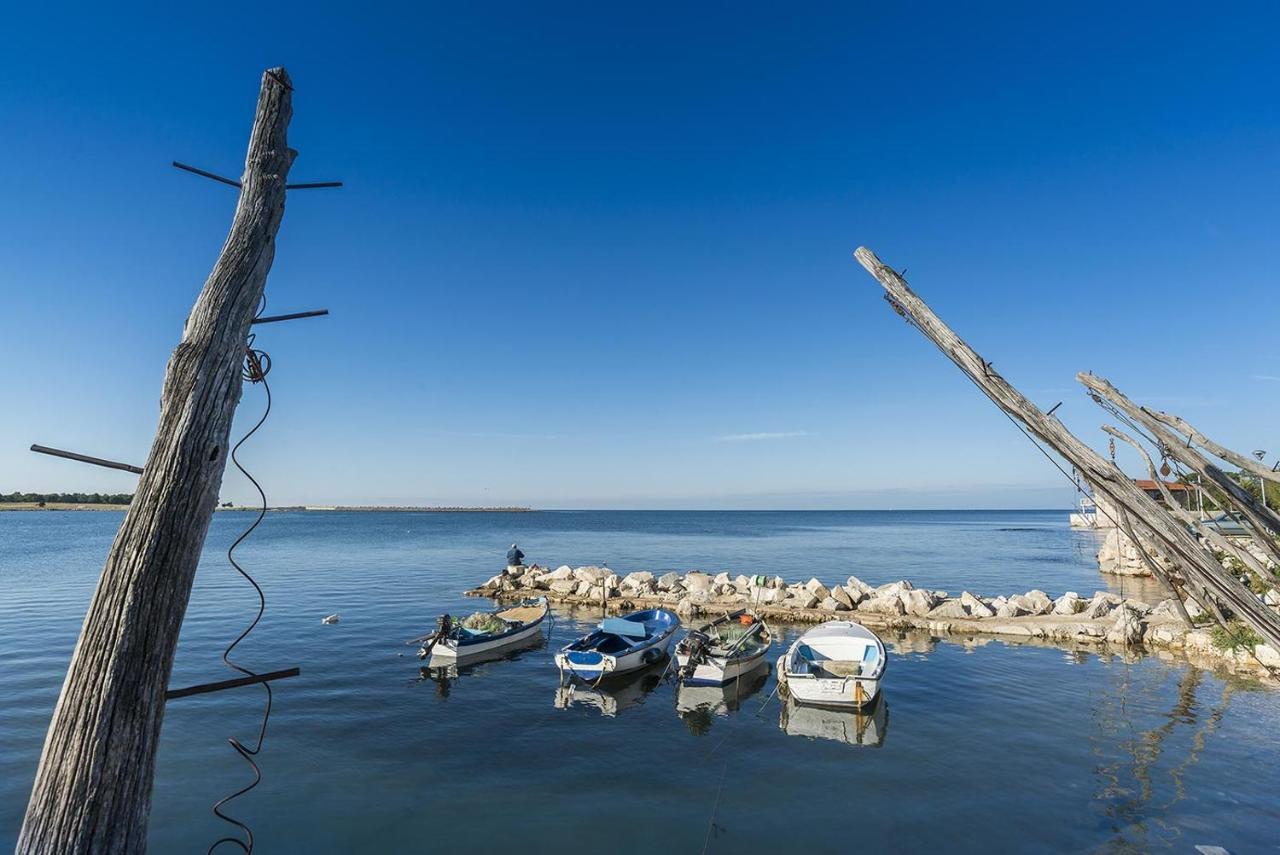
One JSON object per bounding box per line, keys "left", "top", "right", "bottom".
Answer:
{"left": 1148, "top": 408, "right": 1280, "bottom": 485}
{"left": 19, "top": 68, "right": 297, "bottom": 853}
{"left": 853, "top": 246, "right": 1280, "bottom": 656}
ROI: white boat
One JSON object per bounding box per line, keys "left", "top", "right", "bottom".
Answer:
{"left": 555, "top": 608, "right": 680, "bottom": 681}
{"left": 413, "top": 597, "right": 549, "bottom": 660}
{"left": 776, "top": 620, "right": 886, "bottom": 709}
{"left": 779, "top": 695, "right": 888, "bottom": 747}
{"left": 675, "top": 609, "right": 772, "bottom": 686}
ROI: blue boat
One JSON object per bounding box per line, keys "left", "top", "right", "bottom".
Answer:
{"left": 555, "top": 608, "right": 681, "bottom": 681}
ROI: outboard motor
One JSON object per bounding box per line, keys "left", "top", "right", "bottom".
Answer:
{"left": 676, "top": 630, "right": 711, "bottom": 679}
{"left": 418, "top": 613, "right": 453, "bottom": 660}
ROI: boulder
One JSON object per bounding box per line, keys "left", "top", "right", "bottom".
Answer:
{"left": 994, "top": 598, "right": 1029, "bottom": 618}
{"left": 900, "top": 589, "right": 940, "bottom": 617}
{"left": 1106, "top": 605, "right": 1144, "bottom": 646}
{"left": 675, "top": 598, "right": 698, "bottom": 619}
{"left": 547, "top": 565, "right": 575, "bottom": 581}
{"left": 960, "top": 592, "right": 995, "bottom": 618}
{"left": 684, "top": 572, "right": 713, "bottom": 593}
{"left": 480, "top": 574, "right": 503, "bottom": 591}
{"left": 830, "top": 586, "right": 856, "bottom": 611}
{"left": 876, "top": 580, "right": 914, "bottom": 597}
{"left": 656, "top": 572, "right": 681, "bottom": 591}
{"left": 1012, "top": 590, "right": 1053, "bottom": 616}
{"left": 927, "top": 599, "right": 970, "bottom": 619}
{"left": 794, "top": 593, "right": 821, "bottom": 609}
{"left": 713, "top": 572, "right": 732, "bottom": 586}
{"left": 819, "top": 596, "right": 843, "bottom": 612}
{"left": 573, "top": 566, "right": 610, "bottom": 583}
{"left": 548, "top": 579, "right": 577, "bottom": 595}
{"left": 840, "top": 585, "right": 869, "bottom": 607}
{"left": 845, "top": 575, "right": 875, "bottom": 597}
{"left": 861, "top": 594, "right": 906, "bottom": 616}
{"left": 734, "top": 574, "right": 754, "bottom": 592}
{"left": 1052, "top": 592, "right": 1085, "bottom": 615}
{"left": 575, "top": 579, "right": 596, "bottom": 597}
{"left": 757, "top": 587, "right": 784, "bottom": 604}
{"left": 603, "top": 574, "right": 621, "bottom": 594}
{"left": 686, "top": 589, "right": 712, "bottom": 605}
{"left": 803, "top": 577, "right": 831, "bottom": 599}
{"left": 768, "top": 575, "right": 786, "bottom": 589}
{"left": 623, "top": 571, "right": 655, "bottom": 587}
{"left": 1082, "top": 592, "right": 1120, "bottom": 620}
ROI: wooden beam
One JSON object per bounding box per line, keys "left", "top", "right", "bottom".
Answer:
{"left": 852, "top": 246, "right": 1280, "bottom": 654}
{"left": 19, "top": 68, "right": 296, "bottom": 853}
{"left": 1148, "top": 409, "right": 1280, "bottom": 485}
{"left": 1079, "top": 373, "right": 1280, "bottom": 566}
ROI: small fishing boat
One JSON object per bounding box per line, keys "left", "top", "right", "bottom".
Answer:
{"left": 676, "top": 658, "right": 770, "bottom": 727}
{"left": 555, "top": 608, "right": 680, "bottom": 681}
{"left": 776, "top": 620, "right": 886, "bottom": 709}
{"left": 414, "top": 596, "right": 550, "bottom": 660}
{"left": 675, "top": 609, "right": 772, "bottom": 686}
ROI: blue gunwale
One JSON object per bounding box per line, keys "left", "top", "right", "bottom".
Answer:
{"left": 450, "top": 598, "right": 548, "bottom": 647}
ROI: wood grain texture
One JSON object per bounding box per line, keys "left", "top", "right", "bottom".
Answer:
{"left": 18, "top": 68, "right": 295, "bottom": 854}
{"left": 853, "top": 246, "right": 1280, "bottom": 655}
{"left": 1149, "top": 409, "right": 1280, "bottom": 486}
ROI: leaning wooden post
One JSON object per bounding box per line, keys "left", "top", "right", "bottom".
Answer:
{"left": 852, "top": 246, "right": 1280, "bottom": 655}
{"left": 19, "top": 68, "right": 295, "bottom": 853}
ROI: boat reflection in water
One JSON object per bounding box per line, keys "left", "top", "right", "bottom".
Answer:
{"left": 779, "top": 694, "right": 889, "bottom": 748}
{"left": 676, "top": 661, "right": 771, "bottom": 736}
{"left": 417, "top": 634, "right": 546, "bottom": 698}
{"left": 554, "top": 658, "right": 667, "bottom": 717}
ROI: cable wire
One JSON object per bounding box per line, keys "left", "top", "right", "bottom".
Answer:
{"left": 208, "top": 329, "right": 275, "bottom": 854}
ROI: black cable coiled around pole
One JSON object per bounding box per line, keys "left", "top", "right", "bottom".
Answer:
{"left": 208, "top": 332, "right": 274, "bottom": 854}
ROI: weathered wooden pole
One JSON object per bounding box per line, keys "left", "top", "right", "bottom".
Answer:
{"left": 1148, "top": 409, "right": 1280, "bottom": 486}
{"left": 1079, "top": 374, "right": 1280, "bottom": 564}
{"left": 19, "top": 68, "right": 295, "bottom": 853}
{"left": 852, "top": 246, "right": 1280, "bottom": 654}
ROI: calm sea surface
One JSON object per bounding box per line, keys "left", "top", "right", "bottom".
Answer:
{"left": 2, "top": 510, "right": 1277, "bottom": 853}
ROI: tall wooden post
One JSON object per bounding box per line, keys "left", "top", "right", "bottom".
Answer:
{"left": 19, "top": 68, "right": 295, "bottom": 853}
{"left": 853, "top": 246, "right": 1280, "bottom": 655}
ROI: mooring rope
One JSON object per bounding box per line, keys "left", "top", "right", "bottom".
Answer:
{"left": 208, "top": 324, "right": 275, "bottom": 854}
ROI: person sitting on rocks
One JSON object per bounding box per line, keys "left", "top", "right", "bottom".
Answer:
{"left": 506, "top": 543, "right": 525, "bottom": 569}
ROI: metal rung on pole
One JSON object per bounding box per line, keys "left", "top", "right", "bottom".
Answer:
{"left": 165, "top": 667, "right": 300, "bottom": 701}
{"left": 30, "top": 444, "right": 144, "bottom": 475}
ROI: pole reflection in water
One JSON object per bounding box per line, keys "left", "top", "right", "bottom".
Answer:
{"left": 554, "top": 658, "right": 668, "bottom": 717}
{"left": 416, "top": 634, "right": 547, "bottom": 698}
{"left": 676, "top": 661, "right": 771, "bottom": 737}
{"left": 1089, "top": 661, "right": 1237, "bottom": 851}
{"left": 779, "top": 694, "right": 889, "bottom": 748}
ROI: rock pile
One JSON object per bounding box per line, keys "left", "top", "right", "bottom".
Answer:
{"left": 471, "top": 565, "right": 1280, "bottom": 678}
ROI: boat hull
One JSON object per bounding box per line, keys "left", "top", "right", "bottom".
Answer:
{"left": 555, "top": 627, "right": 677, "bottom": 680}
{"left": 676, "top": 644, "right": 771, "bottom": 686}
{"left": 433, "top": 619, "right": 545, "bottom": 659}
{"left": 778, "top": 653, "right": 881, "bottom": 709}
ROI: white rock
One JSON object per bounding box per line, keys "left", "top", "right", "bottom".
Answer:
{"left": 1052, "top": 592, "right": 1085, "bottom": 615}
{"left": 861, "top": 595, "right": 906, "bottom": 616}
{"left": 603, "top": 574, "right": 621, "bottom": 593}
{"left": 757, "top": 588, "right": 784, "bottom": 604}
{"left": 995, "top": 598, "right": 1029, "bottom": 618}
{"left": 684, "top": 572, "right": 713, "bottom": 592}
{"left": 480, "top": 574, "right": 503, "bottom": 591}
{"left": 819, "top": 595, "right": 842, "bottom": 612}
{"left": 713, "top": 571, "right": 732, "bottom": 586}
{"left": 927, "top": 599, "right": 970, "bottom": 619}
{"left": 803, "top": 578, "right": 830, "bottom": 599}
{"left": 876, "top": 579, "right": 914, "bottom": 596}
{"left": 734, "top": 574, "right": 753, "bottom": 591}
{"left": 769, "top": 575, "right": 786, "bottom": 589}
{"left": 624, "top": 571, "right": 655, "bottom": 587}
{"left": 841, "top": 585, "right": 869, "bottom": 607}
{"left": 1016, "top": 590, "right": 1054, "bottom": 615}
{"left": 1082, "top": 593, "right": 1120, "bottom": 620}
{"left": 1106, "top": 605, "right": 1144, "bottom": 646}
{"left": 830, "top": 586, "right": 855, "bottom": 610}
{"left": 845, "top": 575, "right": 875, "bottom": 596}
{"left": 686, "top": 589, "right": 712, "bottom": 605}
{"left": 548, "top": 565, "right": 575, "bottom": 581}
{"left": 657, "top": 571, "right": 681, "bottom": 591}
{"left": 960, "top": 592, "right": 995, "bottom": 618}
{"left": 900, "top": 589, "right": 940, "bottom": 617}
{"left": 321, "top": 614, "right": 340, "bottom": 624}
{"left": 549, "top": 579, "right": 576, "bottom": 595}
{"left": 574, "top": 579, "right": 595, "bottom": 597}
{"left": 573, "top": 566, "right": 609, "bottom": 583}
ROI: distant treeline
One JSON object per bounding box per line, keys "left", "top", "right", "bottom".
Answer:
{"left": 1, "top": 492, "right": 133, "bottom": 505}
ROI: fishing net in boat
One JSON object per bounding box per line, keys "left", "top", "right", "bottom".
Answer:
{"left": 460, "top": 612, "right": 507, "bottom": 633}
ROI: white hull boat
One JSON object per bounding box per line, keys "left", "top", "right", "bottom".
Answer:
{"left": 414, "top": 597, "right": 549, "bottom": 660}
{"left": 555, "top": 608, "right": 680, "bottom": 681}
{"left": 675, "top": 609, "right": 772, "bottom": 686}
{"left": 777, "top": 620, "right": 886, "bottom": 710}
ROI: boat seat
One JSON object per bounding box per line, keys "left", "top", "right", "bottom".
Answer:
{"left": 819, "top": 661, "right": 862, "bottom": 678}
{"left": 601, "top": 617, "right": 647, "bottom": 639}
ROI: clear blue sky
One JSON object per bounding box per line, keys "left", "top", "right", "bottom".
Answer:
{"left": 2, "top": 2, "right": 1277, "bottom": 509}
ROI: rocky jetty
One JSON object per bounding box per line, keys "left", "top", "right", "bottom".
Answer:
{"left": 469, "top": 565, "right": 1280, "bottom": 680}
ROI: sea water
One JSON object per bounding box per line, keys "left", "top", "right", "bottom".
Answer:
{"left": 1, "top": 510, "right": 1276, "bottom": 852}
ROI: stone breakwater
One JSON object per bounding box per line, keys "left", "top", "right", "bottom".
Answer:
{"left": 469, "top": 565, "right": 1280, "bottom": 680}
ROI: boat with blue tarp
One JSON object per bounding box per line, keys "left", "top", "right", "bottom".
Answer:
{"left": 555, "top": 608, "right": 680, "bottom": 681}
